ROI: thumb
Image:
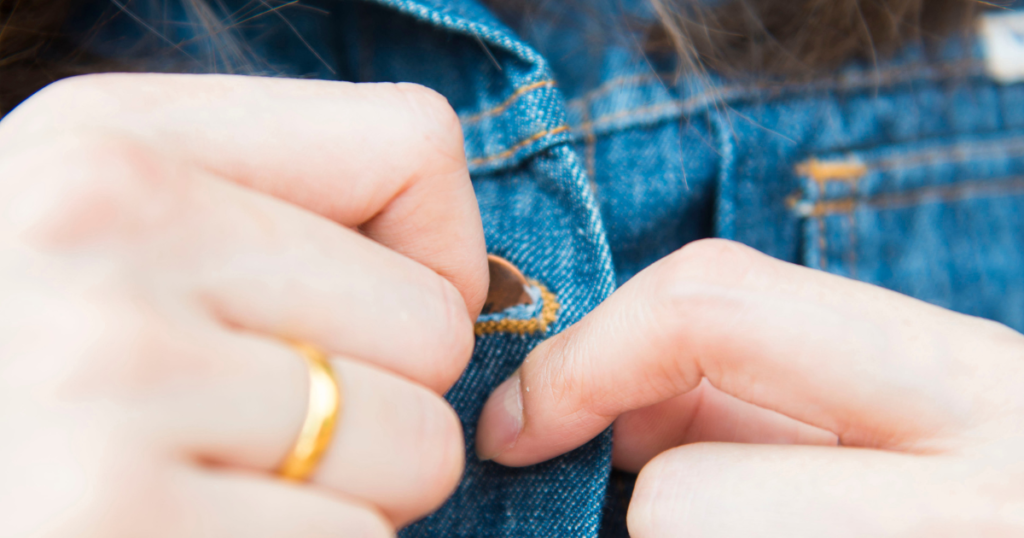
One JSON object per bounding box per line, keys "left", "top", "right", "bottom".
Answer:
{"left": 475, "top": 239, "right": 1009, "bottom": 466}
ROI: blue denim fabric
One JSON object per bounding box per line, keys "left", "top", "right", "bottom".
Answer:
{"left": 73, "top": 1, "right": 1024, "bottom": 536}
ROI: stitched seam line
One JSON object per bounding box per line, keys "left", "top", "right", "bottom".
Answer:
{"left": 569, "top": 60, "right": 985, "bottom": 146}
{"left": 577, "top": 101, "right": 683, "bottom": 135}
{"left": 807, "top": 176, "right": 1024, "bottom": 216}
{"left": 566, "top": 60, "right": 980, "bottom": 111}
{"left": 796, "top": 158, "right": 869, "bottom": 185}
{"left": 801, "top": 137, "right": 1024, "bottom": 188}
{"left": 873, "top": 138, "right": 1024, "bottom": 171}
{"left": 582, "top": 105, "right": 597, "bottom": 187}
{"left": 800, "top": 135, "right": 1024, "bottom": 182}
{"left": 475, "top": 281, "right": 560, "bottom": 336}
{"left": 579, "top": 62, "right": 985, "bottom": 141}
{"left": 461, "top": 80, "right": 557, "bottom": 124}
{"left": 469, "top": 125, "right": 571, "bottom": 166}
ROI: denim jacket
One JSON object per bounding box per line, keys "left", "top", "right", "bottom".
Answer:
{"left": 75, "top": 0, "right": 1024, "bottom": 536}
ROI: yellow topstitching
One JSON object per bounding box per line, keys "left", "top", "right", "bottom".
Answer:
{"left": 474, "top": 280, "right": 560, "bottom": 336}
{"left": 462, "top": 80, "right": 557, "bottom": 124}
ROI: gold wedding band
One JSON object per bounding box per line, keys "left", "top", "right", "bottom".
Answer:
{"left": 278, "top": 341, "right": 342, "bottom": 482}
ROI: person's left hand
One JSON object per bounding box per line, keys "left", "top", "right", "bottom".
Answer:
{"left": 476, "top": 239, "right": 1024, "bottom": 537}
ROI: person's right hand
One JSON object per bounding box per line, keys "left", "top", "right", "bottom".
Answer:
{"left": 0, "top": 74, "right": 489, "bottom": 538}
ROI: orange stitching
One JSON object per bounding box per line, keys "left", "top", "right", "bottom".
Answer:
{"left": 568, "top": 60, "right": 981, "bottom": 140}
{"left": 806, "top": 176, "right": 1024, "bottom": 216}
{"left": 566, "top": 60, "right": 979, "bottom": 114}
{"left": 796, "top": 158, "right": 868, "bottom": 185}
{"left": 468, "top": 125, "right": 571, "bottom": 166}
{"left": 462, "top": 80, "right": 557, "bottom": 124}
{"left": 474, "top": 281, "right": 560, "bottom": 336}
{"left": 797, "top": 135, "right": 1024, "bottom": 189}
{"left": 806, "top": 199, "right": 859, "bottom": 216}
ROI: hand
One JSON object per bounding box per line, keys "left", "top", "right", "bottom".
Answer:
{"left": 477, "top": 239, "right": 1024, "bottom": 536}
{"left": 0, "top": 74, "right": 488, "bottom": 537}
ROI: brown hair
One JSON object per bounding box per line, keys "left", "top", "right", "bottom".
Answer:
{"left": 0, "top": 0, "right": 256, "bottom": 115}
{"left": 645, "top": 0, "right": 984, "bottom": 78}
{"left": 0, "top": 0, "right": 992, "bottom": 116}
{"left": 1, "top": 0, "right": 98, "bottom": 115}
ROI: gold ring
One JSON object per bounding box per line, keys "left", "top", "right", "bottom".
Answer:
{"left": 278, "top": 341, "right": 342, "bottom": 482}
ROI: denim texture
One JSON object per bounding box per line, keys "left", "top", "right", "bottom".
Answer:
{"left": 74, "top": 0, "right": 1024, "bottom": 536}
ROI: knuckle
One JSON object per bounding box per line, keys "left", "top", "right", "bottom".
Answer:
{"left": 33, "top": 73, "right": 118, "bottom": 103}
{"left": 649, "top": 241, "right": 759, "bottom": 386}
{"left": 662, "top": 238, "right": 762, "bottom": 288}
{"left": 391, "top": 83, "right": 466, "bottom": 166}
{"left": 3, "top": 74, "right": 120, "bottom": 135}
{"left": 64, "top": 135, "right": 173, "bottom": 199}
{"left": 6, "top": 134, "right": 180, "bottom": 247}
{"left": 393, "top": 82, "right": 462, "bottom": 135}
{"left": 61, "top": 301, "right": 205, "bottom": 401}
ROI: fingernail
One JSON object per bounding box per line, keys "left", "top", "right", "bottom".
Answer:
{"left": 475, "top": 371, "right": 523, "bottom": 461}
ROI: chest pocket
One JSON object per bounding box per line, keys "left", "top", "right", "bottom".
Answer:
{"left": 796, "top": 130, "right": 1024, "bottom": 332}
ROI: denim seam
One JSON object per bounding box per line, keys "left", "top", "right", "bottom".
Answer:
{"left": 872, "top": 137, "right": 1024, "bottom": 171}
{"left": 460, "top": 79, "right": 557, "bottom": 124}
{"left": 711, "top": 111, "right": 737, "bottom": 240}
{"left": 582, "top": 105, "right": 598, "bottom": 187}
{"left": 796, "top": 157, "right": 869, "bottom": 186}
{"left": 468, "top": 125, "right": 571, "bottom": 166}
{"left": 567, "top": 59, "right": 982, "bottom": 112}
{"left": 805, "top": 176, "right": 1024, "bottom": 216}
{"left": 797, "top": 134, "right": 1024, "bottom": 218}
{"left": 797, "top": 157, "right": 864, "bottom": 274}
{"left": 576, "top": 101, "right": 683, "bottom": 136}
{"left": 567, "top": 61, "right": 989, "bottom": 145}
{"left": 474, "top": 280, "right": 560, "bottom": 336}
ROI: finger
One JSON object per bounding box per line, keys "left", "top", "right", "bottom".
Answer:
{"left": 612, "top": 379, "right": 838, "bottom": 472}
{"left": 0, "top": 74, "right": 488, "bottom": 315}
{"left": 478, "top": 239, "right": 1024, "bottom": 466}
{"left": 193, "top": 168, "right": 477, "bottom": 392}
{"left": 628, "top": 443, "right": 1005, "bottom": 538}
{"left": 174, "top": 466, "right": 394, "bottom": 538}
{"left": 118, "top": 326, "right": 464, "bottom": 528}
{"left": 0, "top": 138, "right": 473, "bottom": 392}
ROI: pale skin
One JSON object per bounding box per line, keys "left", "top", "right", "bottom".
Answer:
{"left": 2, "top": 73, "right": 1023, "bottom": 538}
{"left": 475, "top": 240, "right": 1024, "bottom": 536}
{"left": 0, "top": 74, "right": 489, "bottom": 537}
